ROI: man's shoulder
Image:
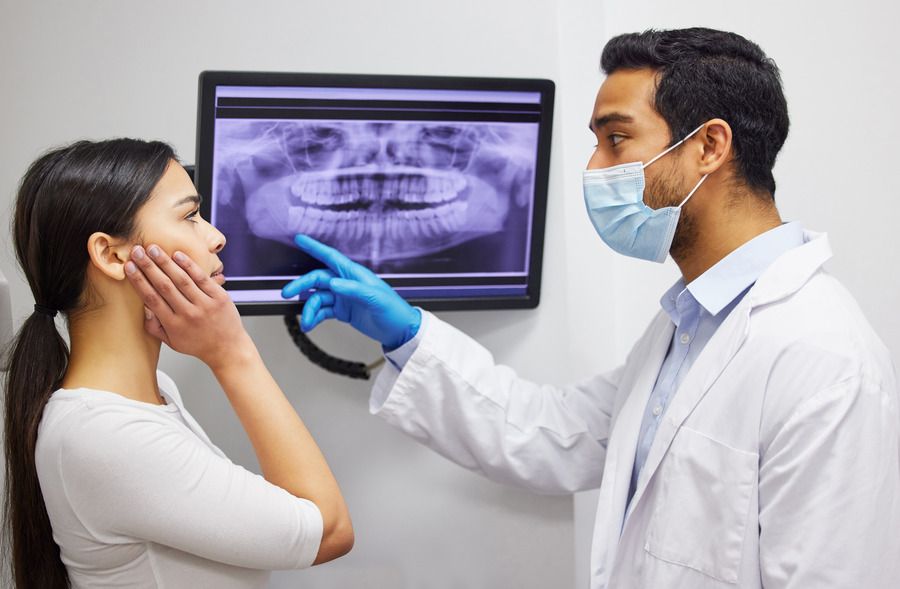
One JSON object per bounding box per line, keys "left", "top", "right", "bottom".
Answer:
{"left": 751, "top": 268, "right": 887, "bottom": 362}
{"left": 749, "top": 269, "right": 896, "bottom": 431}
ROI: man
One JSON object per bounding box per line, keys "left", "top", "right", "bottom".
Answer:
{"left": 130, "top": 28, "right": 899, "bottom": 588}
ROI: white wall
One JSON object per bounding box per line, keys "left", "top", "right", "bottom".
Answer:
{"left": 0, "top": 1, "right": 576, "bottom": 587}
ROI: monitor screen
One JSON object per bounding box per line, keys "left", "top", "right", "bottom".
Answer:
{"left": 195, "top": 71, "right": 554, "bottom": 315}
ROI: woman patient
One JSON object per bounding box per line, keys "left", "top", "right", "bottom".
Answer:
{"left": 3, "top": 139, "right": 353, "bottom": 588}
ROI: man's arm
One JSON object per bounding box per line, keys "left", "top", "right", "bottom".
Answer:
{"left": 370, "top": 309, "right": 622, "bottom": 494}
{"left": 282, "top": 235, "right": 620, "bottom": 494}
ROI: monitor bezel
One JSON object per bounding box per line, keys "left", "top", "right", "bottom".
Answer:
{"left": 195, "top": 70, "right": 554, "bottom": 316}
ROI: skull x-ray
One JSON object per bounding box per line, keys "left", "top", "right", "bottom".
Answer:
{"left": 212, "top": 119, "right": 538, "bottom": 275}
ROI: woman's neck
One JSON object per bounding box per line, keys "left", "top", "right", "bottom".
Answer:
{"left": 62, "top": 294, "right": 164, "bottom": 405}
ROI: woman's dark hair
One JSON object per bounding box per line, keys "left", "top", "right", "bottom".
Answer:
{"left": 601, "top": 27, "right": 790, "bottom": 197}
{"left": 2, "top": 138, "right": 175, "bottom": 588}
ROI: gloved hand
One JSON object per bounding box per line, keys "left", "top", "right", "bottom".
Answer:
{"left": 281, "top": 234, "right": 422, "bottom": 350}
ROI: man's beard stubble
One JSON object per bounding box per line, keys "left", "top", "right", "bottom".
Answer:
{"left": 643, "top": 167, "right": 699, "bottom": 262}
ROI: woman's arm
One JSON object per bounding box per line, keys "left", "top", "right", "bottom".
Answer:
{"left": 212, "top": 342, "right": 353, "bottom": 563}
{"left": 125, "top": 244, "right": 353, "bottom": 563}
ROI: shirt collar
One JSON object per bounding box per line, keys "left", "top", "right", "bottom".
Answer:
{"left": 660, "top": 221, "right": 805, "bottom": 320}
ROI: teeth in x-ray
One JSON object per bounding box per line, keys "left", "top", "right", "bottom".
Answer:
{"left": 288, "top": 199, "right": 470, "bottom": 244}
{"left": 246, "top": 170, "right": 503, "bottom": 264}
{"left": 290, "top": 166, "right": 468, "bottom": 209}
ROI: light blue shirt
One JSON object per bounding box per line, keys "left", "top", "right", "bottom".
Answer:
{"left": 627, "top": 222, "right": 805, "bottom": 504}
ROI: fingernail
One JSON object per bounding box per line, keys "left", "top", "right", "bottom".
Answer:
{"left": 173, "top": 251, "right": 185, "bottom": 263}
{"left": 125, "top": 261, "right": 137, "bottom": 275}
{"left": 132, "top": 246, "right": 145, "bottom": 261}
{"left": 148, "top": 245, "right": 160, "bottom": 259}
{"left": 144, "top": 308, "right": 152, "bottom": 320}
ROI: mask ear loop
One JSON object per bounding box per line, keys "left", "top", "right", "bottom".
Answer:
{"left": 641, "top": 124, "right": 706, "bottom": 170}
{"left": 677, "top": 173, "right": 709, "bottom": 208}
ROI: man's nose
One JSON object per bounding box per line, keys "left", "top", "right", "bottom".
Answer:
{"left": 586, "top": 150, "right": 605, "bottom": 170}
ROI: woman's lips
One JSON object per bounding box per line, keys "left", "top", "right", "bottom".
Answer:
{"left": 211, "top": 265, "right": 225, "bottom": 284}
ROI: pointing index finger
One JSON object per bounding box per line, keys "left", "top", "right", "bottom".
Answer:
{"left": 293, "top": 234, "right": 360, "bottom": 276}
{"left": 293, "top": 234, "right": 380, "bottom": 285}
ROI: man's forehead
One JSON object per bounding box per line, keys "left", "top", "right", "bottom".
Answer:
{"left": 593, "top": 68, "right": 658, "bottom": 120}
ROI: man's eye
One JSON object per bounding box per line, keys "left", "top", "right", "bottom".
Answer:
{"left": 609, "top": 134, "right": 625, "bottom": 147}
{"left": 186, "top": 209, "right": 200, "bottom": 223}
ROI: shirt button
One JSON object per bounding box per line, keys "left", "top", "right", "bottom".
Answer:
{"left": 680, "top": 333, "right": 691, "bottom": 344}
{"left": 652, "top": 405, "right": 662, "bottom": 416}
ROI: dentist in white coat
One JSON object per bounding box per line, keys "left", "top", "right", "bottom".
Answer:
{"left": 132, "top": 27, "right": 900, "bottom": 589}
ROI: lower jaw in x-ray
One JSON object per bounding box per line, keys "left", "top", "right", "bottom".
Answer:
{"left": 244, "top": 163, "right": 509, "bottom": 264}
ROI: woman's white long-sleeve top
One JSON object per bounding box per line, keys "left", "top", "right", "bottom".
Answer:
{"left": 36, "top": 371, "right": 323, "bottom": 588}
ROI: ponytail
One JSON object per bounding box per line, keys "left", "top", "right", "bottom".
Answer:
{"left": 3, "top": 312, "right": 70, "bottom": 588}
{"left": 2, "top": 138, "right": 174, "bottom": 588}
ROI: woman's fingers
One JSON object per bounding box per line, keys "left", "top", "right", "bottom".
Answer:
{"left": 128, "top": 245, "right": 202, "bottom": 311}
{"left": 143, "top": 306, "right": 170, "bottom": 345}
{"left": 171, "top": 250, "right": 223, "bottom": 299}
{"left": 125, "top": 254, "right": 176, "bottom": 322}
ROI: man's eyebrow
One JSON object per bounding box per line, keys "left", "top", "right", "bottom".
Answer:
{"left": 172, "top": 194, "right": 202, "bottom": 208}
{"left": 589, "top": 112, "right": 635, "bottom": 131}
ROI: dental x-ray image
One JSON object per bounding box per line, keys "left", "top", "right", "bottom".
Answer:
{"left": 211, "top": 119, "right": 538, "bottom": 276}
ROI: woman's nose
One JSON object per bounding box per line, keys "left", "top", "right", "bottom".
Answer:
{"left": 208, "top": 224, "right": 226, "bottom": 253}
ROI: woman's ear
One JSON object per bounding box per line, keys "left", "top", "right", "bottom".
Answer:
{"left": 697, "top": 118, "right": 733, "bottom": 175}
{"left": 86, "top": 232, "right": 131, "bottom": 280}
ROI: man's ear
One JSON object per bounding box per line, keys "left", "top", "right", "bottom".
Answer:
{"left": 696, "top": 118, "right": 733, "bottom": 175}
{"left": 86, "top": 232, "right": 131, "bottom": 281}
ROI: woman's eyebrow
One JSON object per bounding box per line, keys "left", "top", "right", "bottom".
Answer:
{"left": 172, "top": 195, "right": 203, "bottom": 208}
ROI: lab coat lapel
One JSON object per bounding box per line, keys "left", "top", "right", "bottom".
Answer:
{"left": 593, "top": 312, "right": 673, "bottom": 572}
{"left": 622, "top": 231, "right": 832, "bottom": 522}
{"left": 621, "top": 230, "right": 834, "bottom": 525}
{"left": 624, "top": 295, "right": 752, "bottom": 522}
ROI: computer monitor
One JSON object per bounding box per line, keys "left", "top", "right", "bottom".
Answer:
{"left": 195, "top": 71, "right": 554, "bottom": 315}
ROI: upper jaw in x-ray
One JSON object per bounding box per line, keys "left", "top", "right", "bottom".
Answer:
{"left": 222, "top": 121, "right": 535, "bottom": 266}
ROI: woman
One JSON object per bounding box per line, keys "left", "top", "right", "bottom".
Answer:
{"left": 3, "top": 138, "right": 353, "bottom": 588}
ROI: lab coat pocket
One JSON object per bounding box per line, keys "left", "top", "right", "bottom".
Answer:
{"left": 644, "top": 426, "right": 757, "bottom": 584}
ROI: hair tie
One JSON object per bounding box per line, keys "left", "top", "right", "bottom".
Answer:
{"left": 33, "top": 304, "right": 58, "bottom": 318}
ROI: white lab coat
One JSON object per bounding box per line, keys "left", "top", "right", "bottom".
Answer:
{"left": 370, "top": 231, "right": 900, "bottom": 588}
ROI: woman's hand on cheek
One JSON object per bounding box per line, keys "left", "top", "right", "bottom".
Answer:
{"left": 124, "top": 245, "right": 254, "bottom": 372}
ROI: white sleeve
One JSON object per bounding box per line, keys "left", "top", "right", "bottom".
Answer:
{"left": 758, "top": 375, "right": 900, "bottom": 588}
{"left": 59, "top": 405, "right": 323, "bottom": 570}
{"left": 370, "top": 311, "right": 621, "bottom": 494}
{"left": 383, "top": 312, "right": 425, "bottom": 370}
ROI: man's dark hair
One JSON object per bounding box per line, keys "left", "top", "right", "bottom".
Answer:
{"left": 601, "top": 28, "right": 789, "bottom": 197}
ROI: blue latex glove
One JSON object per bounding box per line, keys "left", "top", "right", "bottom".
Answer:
{"left": 281, "top": 234, "right": 422, "bottom": 350}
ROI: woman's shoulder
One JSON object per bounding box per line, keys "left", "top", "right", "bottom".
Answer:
{"left": 44, "top": 370, "right": 183, "bottom": 418}
{"left": 155, "top": 369, "right": 184, "bottom": 405}
{"left": 38, "top": 378, "right": 191, "bottom": 462}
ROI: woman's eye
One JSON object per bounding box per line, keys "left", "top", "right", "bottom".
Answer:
{"left": 185, "top": 209, "right": 200, "bottom": 223}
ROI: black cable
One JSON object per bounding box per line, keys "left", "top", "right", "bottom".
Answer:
{"left": 283, "top": 314, "right": 384, "bottom": 380}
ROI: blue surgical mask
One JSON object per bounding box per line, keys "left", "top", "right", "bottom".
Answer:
{"left": 582, "top": 125, "right": 708, "bottom": 263}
